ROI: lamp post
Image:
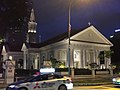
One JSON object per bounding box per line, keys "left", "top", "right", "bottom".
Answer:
{"left": 68, "top": 0, "right": 72, "bottom": 76}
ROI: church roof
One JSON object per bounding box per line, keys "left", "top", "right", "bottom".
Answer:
{"left": 0, "top": 42, "right": 22, "bottom": 52}
{"left": 39, "top": 25, "right": 113, "bottom": 48}
{"left": 25, "top": 43, "right": 41, "bottom": 48}
{"left": 23, "top": 25, "right": 113, "bottom": 49}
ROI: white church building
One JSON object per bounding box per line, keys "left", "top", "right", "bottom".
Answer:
{"left": 1, "top": 8, "right": 113, "bottom": 70}
{"left": 21, "top": 25, "right": 113, "bottom": 69}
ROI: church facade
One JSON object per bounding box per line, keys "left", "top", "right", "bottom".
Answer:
{"left": 21, "top": 25, "right": 113, "bottom": 69}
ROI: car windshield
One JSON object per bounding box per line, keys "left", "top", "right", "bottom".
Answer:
{"left": 22, "top": 73, "right": 64, "bottom": 82}
{"left": 23, "top": 75, "right": 38, "bottom": 82}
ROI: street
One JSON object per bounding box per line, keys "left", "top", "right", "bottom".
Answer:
{"left": 74, "top": 84, "right": 120, "bottom": 90}
{"left": 1, "top": 84, "right": 120, "bottom": 90}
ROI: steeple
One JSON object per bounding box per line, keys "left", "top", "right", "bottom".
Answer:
{"left": 27, "top": 8, "right": 37, "bottom": 43}
{"left": 30, "top": 9, "right": 35, "bottom": 22}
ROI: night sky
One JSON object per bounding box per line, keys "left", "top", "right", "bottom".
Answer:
{"left": 32, "top": 0, "right": 120, "bottom": 41}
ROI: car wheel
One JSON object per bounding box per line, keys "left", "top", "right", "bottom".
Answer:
{"left": 58, "top": 85, "right": 67, "bottom": 90}
{"left": 19, "top": 87, "right": 28, "bottom": 90}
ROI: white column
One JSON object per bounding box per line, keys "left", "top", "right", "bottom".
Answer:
{"left": 108, "top": 58, "right": 111, "bottom": 66}
{"left": 34, "top": 54, "right": 39, "bottom": 69}
{"left": 23, "top": 51, "right": 27, "bottom": 69}
{"left": 70, "top": 49, "right": 74, "bottom": 68}
{"left": 54, "top": 50, "right": 58, "bottom": 60}
{"left": 93, "top": 50, "right": 96, "bottom": 63}
{"left": 79, "top": 49, "right": 84, "bottom": 68}
{"left": 96, "top": 50, "right": 100, "bottom": 65}
{"left": 106, "top": 58, "right": 111, "bottom": 68}
{"left": 3, "top": 54, "right": 8, "bottom": 61}
{"left": 78, "top": 50, "right": 81, "bottom": 68}
{"left": 82, "top": 50, "right": 86, "bottom": 68}
{"left": 94, "top": 50, "right": 97, "bottom": 64}
{"left": 86, "top": 50, "right": 89, "bottom": 64}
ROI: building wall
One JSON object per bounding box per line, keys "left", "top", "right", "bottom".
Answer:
{"left": 21, "top": 26, "right": 113, "bottom": 69}
{"left": 37, "top": 41, "right": 111, "bottom": 69}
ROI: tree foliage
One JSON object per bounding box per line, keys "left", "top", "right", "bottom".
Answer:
{"left": 50, "top": 58, "right": 62, "bottom": 68}
{"left": 98, "top": 50, "right": 113, "bottom": 59}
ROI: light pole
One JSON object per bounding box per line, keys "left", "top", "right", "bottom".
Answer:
{"left": 68, "top": 0, "right": 72, "bottom": 76}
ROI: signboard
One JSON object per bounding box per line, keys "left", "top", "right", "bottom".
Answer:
{"left": 5, "top": 60, "right": 15, "bottom": 84}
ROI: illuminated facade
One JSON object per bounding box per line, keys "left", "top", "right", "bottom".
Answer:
{"left": 1, "top": 43, "right": 23, "bottom": 68}
{"left": 21, "top": 25, "right": 113, "bottom": 69}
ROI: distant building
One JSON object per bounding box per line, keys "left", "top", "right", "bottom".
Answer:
{"left": 3, "top": 0, "right": 32, "bottom": 44}
{"left": 109, "top": 29, "right": 120, "bottom": 64}
{"left": 0, "top": 7, "right": 39, "bottom": 68}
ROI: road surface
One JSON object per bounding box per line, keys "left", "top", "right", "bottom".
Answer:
{"left": 1, "top": 84, "right": 120, "bottom": 90}
{"left": 74, "top": 84, "right": 120, "bottom": 90}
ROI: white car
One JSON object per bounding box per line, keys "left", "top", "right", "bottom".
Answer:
{"left": 6, "top": 73, "right": 73, "bottom": 90}
{"left": 112, "top": 76, "right": 120, "bottom": 86}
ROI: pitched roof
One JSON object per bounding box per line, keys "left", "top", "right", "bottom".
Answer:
{"left": 25, "top": 43, "right": 41, "bottom": 48}
{"left": 24, "top": 26, "right": 86, "bottom": 49}
{"left": 0, "top": 42, "right": 22, "bottom": 52}
{"left": 38, "top": 26, "right": 87, "bottom": 48}
{"left": 24, "top": 25, "right": 112, "bottom": 49}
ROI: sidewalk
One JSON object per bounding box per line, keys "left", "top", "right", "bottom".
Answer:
{"left": 73, "top": 75, "right": 113, "bottom": 86}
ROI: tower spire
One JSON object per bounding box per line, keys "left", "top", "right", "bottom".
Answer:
{"left": 27, "top": 8, "right": 37, "bottom": 43}
{"left": 30, "top": 9, "right": 35, "bottom": 22}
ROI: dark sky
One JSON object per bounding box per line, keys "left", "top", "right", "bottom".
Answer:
{"left": 32, "top": 0, "right": 120, "bottom": 41}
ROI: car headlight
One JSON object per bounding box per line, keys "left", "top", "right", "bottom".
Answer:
{"left": 9, "top": 85, "right": 18, "bottom": 88}
{"left": 112, "top": 78, "right": 116, "bottom": 82}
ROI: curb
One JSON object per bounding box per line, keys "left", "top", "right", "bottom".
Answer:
{"left": 73, "top": 82, "right": 112, "bottom": 86}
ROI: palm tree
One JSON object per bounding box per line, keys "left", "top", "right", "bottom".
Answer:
{"left": 98, "top": 50, "right": 114, "bottom": 76}
{"left": 104, "top": 50, "right": 113, "bottom": 59}
{"left": 98, "top": 50, "right": 113, "bottom": 67}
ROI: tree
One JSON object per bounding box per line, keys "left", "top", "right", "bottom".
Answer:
{"left": 98, "top": 50, "right": 114, "bottom": 76}
{"left": 104, "top": 50, "right": 113, "bottom": 59}
{"left": 98, "top": 50, "right": 113, "bottom": 59}
{"left": 50, "top": 58, "right": 62, "bottom": 68}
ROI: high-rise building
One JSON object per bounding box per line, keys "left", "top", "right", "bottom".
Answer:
{"left": 110, "top": 29, "right": 120, "bottom": 64}
{"left": 0, "top": 0, "right": 33, "bottom": 44}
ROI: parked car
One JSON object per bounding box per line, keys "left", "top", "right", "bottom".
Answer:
{"left": 112, "top": 75, "right": 120, "bottom": 86}
{"left": 6, "top": 73, "right": 73, "bottom": 90}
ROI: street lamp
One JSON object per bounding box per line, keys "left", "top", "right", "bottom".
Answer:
{"left": 67, "top": 0, "right": 72, "bottom": 76}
